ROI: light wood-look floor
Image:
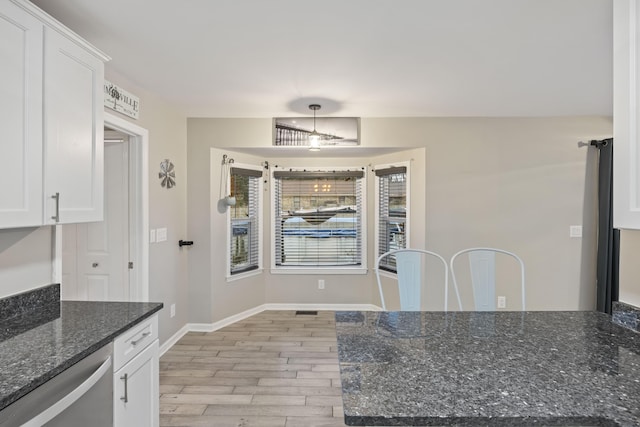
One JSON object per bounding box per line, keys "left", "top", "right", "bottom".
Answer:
{"left": 159, "top": 310, "right": 351, "bottom": 427}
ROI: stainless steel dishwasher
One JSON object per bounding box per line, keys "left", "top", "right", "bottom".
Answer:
{"left": 0, "top": 343, "right": 113, "bottom": 427}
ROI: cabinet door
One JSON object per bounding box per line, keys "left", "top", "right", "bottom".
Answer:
{"left": 114, "top": 340, "right": 159, "bottom": 427}
{"left": 614, "top": 0, "right": 640, "bottom": 229}
{"left": 43, "top": 26, "right": 104, "bottom": 224}
{"left": 0, "top": 2, "right": 43, "bottom": 227}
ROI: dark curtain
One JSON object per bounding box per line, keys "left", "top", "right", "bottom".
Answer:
{"left": 594, "top": 138, "right": 619, "bottom": 314}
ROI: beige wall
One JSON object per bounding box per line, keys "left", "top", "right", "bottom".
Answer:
{"left": 364, "top": 117, "right": 609, "bottom": 310}
{"left": 104, "top": 71, "right": 188, "bottom": 345}
{"left": 619, "top": 229, "right": 640, "bottom": 307}
{"left": 0, "top": 227, "right": 53, "bottom": 298}
{"left": 0, "top": 114, "right": 613, "bottom": 337}
{"left": 187, "top": 116, "right": 611, "bottom": 320}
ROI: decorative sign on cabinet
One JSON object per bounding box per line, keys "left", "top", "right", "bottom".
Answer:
{"left": 0, "top": 0, "right": 110, "bottom": 229}
{"left": 614, "top": 0, "right": 640, "bottom": 229}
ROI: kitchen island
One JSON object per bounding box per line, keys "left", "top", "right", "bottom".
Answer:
{"left": 336, "top": 311, "right": 640, "bottom": 426}
{"left": 0, "top": 284, "right": 162, "bottom": 413}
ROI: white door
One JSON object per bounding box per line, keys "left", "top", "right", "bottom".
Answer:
{"left": 62, "top": 137, "right": 130, "bottom": 301}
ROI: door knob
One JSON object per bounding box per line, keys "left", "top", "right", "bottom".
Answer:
{"left": 92, "top": 262, "right": 99, "bottom": 268}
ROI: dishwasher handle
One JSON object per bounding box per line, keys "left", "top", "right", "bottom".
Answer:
{"left": 22, "top": 356, "right": 112, "bottom": 427}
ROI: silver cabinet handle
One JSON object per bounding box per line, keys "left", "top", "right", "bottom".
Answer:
{"left": 131, "top": 332, "right": 151, "bottom": 346}
{"left": 51, "top": 193, "right": 60, "bottom": 222}
{"left": 120, "top": 373, "right": 128, "bottom": 403}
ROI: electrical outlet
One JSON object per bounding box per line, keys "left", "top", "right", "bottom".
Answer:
{"left": 497, "top": 296, "right": 506, "bottom": 309}
{"left": 170, "top": 303, "right": 176, "bottom": 318}
{"left": 318, "top": 279, "right": 325, "bottom": 290}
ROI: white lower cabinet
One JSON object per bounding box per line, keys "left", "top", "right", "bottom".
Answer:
{"left": 113, "top": 316, "right": 159, "bottom": 427}
{"left": 114, "top": 340, "right": 159, "bottom": 427}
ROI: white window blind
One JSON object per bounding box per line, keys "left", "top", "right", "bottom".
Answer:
{"left": 229, "top": 167, "right": 262, "bottom": 275}
{"left": 376, "top": 166, "right": 407, "bottom": 273}
{"left": 273, "top": 170, "right": 364, "bottom": 268}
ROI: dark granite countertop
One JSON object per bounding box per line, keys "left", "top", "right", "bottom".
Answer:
{"left": 0, "top": 285, "right": 162, "bottom": 412}
{"left": 336, "top": 311, "right": 640, "bottom": 426}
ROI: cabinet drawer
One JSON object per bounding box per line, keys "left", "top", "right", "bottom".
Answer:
{"left": 114, "top": 316, "right": 158, "bottom": 371}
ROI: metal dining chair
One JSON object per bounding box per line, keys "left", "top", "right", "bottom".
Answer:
{"left": 376, "top": 248, "right": 458, "bottom": 311}
{"left": 449, "top": 247, "right": 526, "bottom": 311}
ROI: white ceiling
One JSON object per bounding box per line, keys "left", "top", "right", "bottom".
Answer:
{"left": 31, "top": 0, "right": 613, "bottom": 118}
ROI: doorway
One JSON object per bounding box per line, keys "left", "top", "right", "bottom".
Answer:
{"left": 53, "top": 113, "right": 149, "bottom": 302}
{"left": 61, "top": 132, "right": 130, "bottom": 300}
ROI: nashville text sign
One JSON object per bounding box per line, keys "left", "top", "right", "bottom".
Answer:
{"left": 104, "top": 80, "right": 140, "bottom": 119}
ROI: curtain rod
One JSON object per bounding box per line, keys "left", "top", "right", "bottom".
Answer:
{"left": 577, "top": 138, "right": 612, "bottom": 148}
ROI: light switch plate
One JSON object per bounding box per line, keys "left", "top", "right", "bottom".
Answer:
{"left": 569, "top": 225, "right": 582, "bottom": 238}
{"left": 149, "top": 229, "right": 156, "bottom": 243}
{"left": 497, "top": 296, "right": 506, "bottom": 309}
{"left": 156, "top": 227, "right": 168, "bottom": 242}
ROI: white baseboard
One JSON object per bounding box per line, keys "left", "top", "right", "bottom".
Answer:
{"left": 264, "top": 303, "right": 381, "bottom": 312}
{"left": 159, "top": 303, "right": 381, "bottom": 355}
{"left": 159, "top": 324, "right": 189, "bottom": 356}
{"left": 188, "top": 304, "right": 268, "bottom": 333}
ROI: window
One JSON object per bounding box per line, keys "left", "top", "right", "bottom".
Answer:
{"left": 229, "top": 165, "right": 262, "bottom": 276}
{"left": 273, "top": 169, "right": 365, "bottom": 271}
{"left": 376, "top": 165, "right": 408, "bottom": 273}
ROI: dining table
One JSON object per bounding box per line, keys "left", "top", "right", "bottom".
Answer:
{"left": 335, "top": 310, "right": 640, "bottom": 426}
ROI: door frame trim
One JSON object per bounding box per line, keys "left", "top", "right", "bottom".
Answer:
{"left": 52, "top": 113, "right": 149, "bottom": 301}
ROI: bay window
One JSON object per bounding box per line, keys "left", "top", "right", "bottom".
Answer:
{"left": 375, "top": 165, "right": 408, "bottom": 273}
{"left": 229, "top": 165, "right": 262, "bottom": 276}
{"left": 272, "top": 169, "right": 366, "bottom": 271}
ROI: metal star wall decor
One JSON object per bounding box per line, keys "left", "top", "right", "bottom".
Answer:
{"left": 159, "top": 159, "right": 176, "bottom": 189}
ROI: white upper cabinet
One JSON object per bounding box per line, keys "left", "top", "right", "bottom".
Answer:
{"left": 43, "top": 26, "right": 105, "bottom": 224}
{"left": 0, "top": 0, "right": 109, "bottom": 229}
{"left": 0, "top": 1, "right": 43, "bottom": 227}
{"left": 614, "top": 0, "right": 640, "bottom": 229}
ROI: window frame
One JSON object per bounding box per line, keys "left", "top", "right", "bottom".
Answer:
{"left": 226, "top": 162, "right": 264, "bottom": 281}
{"left": 270, "top": 166, "right": 367, "bottom": 275}
{"left": 374, "top": 161, "right": 411, "bottom": 275}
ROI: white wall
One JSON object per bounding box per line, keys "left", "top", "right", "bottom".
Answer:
{"left": 187, "top": 116, "right": 611, "bottom": 320}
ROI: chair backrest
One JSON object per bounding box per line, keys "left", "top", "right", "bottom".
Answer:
{"left": 449, "top": 247, "right": 525, "bottom": 311}
{"left": 375, "top": 249, "right": 455, "bottom": 311}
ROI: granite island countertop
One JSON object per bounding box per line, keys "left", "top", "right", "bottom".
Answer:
{"left": 336, "top": 311, "right": 640, "bottom": 426}
{"left": 0, "top": 285, "right": 162, "bottom": 412}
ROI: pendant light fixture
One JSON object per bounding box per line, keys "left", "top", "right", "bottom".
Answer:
{"left": 308, "top": 104, "right": 321, "bottom": 151}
